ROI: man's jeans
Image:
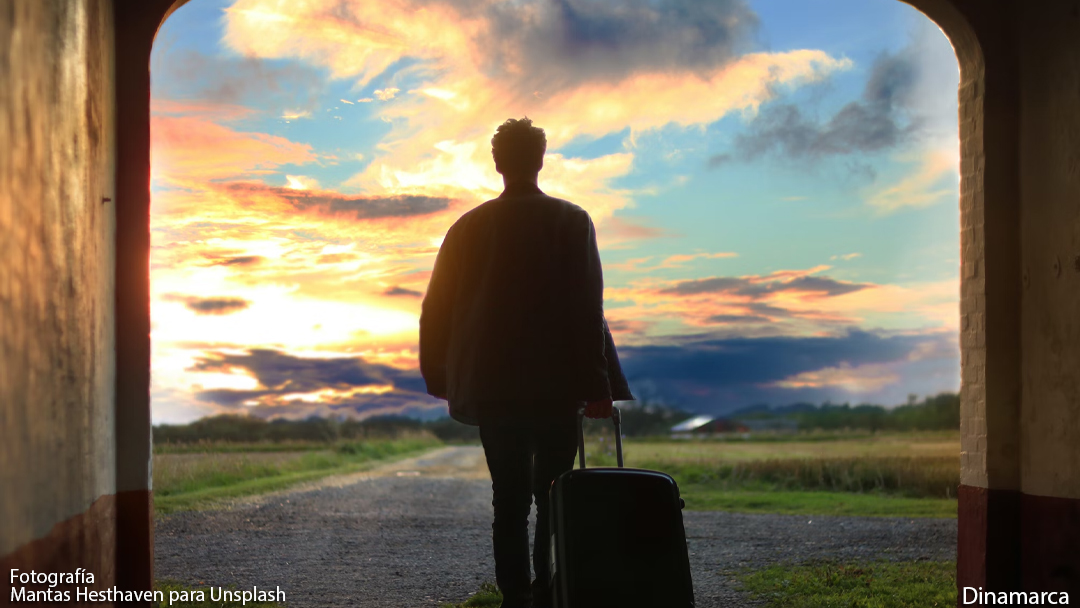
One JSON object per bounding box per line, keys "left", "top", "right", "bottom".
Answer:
{"left": 478, "top": 402, "right": 580, "bottom": 606}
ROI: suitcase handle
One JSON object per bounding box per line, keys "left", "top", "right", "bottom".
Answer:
{"left": 576, "top": 405, "right": 624, "bottom": 469}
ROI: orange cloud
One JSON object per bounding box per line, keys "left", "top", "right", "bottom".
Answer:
{"left": 767, "top": 362, "right": 901, "bottom": 392}
{"left": 610, "top": 251, "right": 739, "bottom": 271}
{"left": 601, "top": 266, "right": 956, "bottom": 345}
{"left": 865, "top": 144, "right": 959, "bottom": 212}
{"left": 152, "top": 114, "right": 317, "bottom": 182}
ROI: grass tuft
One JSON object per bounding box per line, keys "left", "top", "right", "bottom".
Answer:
{"left": 736, "top": 560, "right": 956, "bottom": 607}
{"left": 440, "top": 582, "right": 503, "bottom": 607}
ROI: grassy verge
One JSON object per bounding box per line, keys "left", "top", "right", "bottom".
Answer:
{"left": 440, "top": 582, "right": 502, "bottom": 607}
{"left": 735, "top": 560, "right": 956, "bottom": 607}
{"left": 682, "top": 487, "right": 956, "bottom": 518}
{"left": 155, "top": 440, "right": 332, "bottom": 454}
{"left": 153, "top": 436, "right": 442, "bottom": 514}
{"left": 154, "top": 581, "right": 283, "bottom": 607}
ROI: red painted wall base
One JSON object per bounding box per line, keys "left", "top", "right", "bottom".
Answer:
{"left": 0, "top": 494, "right": 117, "bottom": 603}
{"left": 959, "top": 484, "right": 1080, "bottom": 601}
{"left": 0, "top": 490, "right": 154, "bottom": 607}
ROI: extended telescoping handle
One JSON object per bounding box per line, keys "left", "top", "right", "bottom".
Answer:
{"left": 576, "top": 405, "right": 624, "bottom": 469}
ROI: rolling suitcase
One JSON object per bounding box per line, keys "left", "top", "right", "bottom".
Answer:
{"left": 548, "top": 406, "right": 695, "bottom": 608}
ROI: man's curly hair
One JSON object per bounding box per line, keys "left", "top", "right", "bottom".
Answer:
{"left": 491, "top": 117, "right": 547, "bottom": 176}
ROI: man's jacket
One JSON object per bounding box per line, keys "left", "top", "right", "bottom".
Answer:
{"left": 419, "top": 186, "right": 634, "bottom": 425}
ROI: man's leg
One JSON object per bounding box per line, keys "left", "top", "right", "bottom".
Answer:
{"left": 530, "top": 407, "right": 580, "bottom": 607}
{"left": 479, "top": 415, "right": 534, "bottom": 607}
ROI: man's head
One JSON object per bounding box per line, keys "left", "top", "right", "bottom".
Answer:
{"left": 491, "top": 117, "right": 546, "bottom": 179}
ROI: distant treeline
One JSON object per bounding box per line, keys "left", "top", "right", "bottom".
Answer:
{"left": 152, "top": 402, "right": 694, "bottom": 445}
{"left": 729, "top": 392, "right": 960, "bottom": 432}
{"left": 153, "top": 414, "right": 482, "bottom": 444}
{"left": 153, "top": 392, "right": 959, "bottom": 444}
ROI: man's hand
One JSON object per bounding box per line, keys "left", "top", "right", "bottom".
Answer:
{"left": 584, "top": 399, "right": 613, "bottom": 419}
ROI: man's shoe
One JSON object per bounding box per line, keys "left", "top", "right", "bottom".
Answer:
{"left": 499, "top": 588, "right": 532, "bottom": 608}
{"left": 530, "top": 579, "right": 551, "bottom": 608}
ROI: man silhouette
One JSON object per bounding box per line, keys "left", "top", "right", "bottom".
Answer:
{"left": 420, "top": 117, "right": 633, "bottom": 608}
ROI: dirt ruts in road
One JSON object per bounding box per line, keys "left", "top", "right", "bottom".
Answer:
{"left": 154, "top": 446, "right": 957, "bottom": 607}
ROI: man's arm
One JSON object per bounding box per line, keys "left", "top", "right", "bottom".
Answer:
{"left": 566, "top": 209, "right": 611, "bottom": 405}
{"left": 419, "top": 228, "right": 456, "bottom": 399}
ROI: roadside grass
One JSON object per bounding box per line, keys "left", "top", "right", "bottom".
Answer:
{"left": 735, "top": 560, "right": 956, "bottom": 607}
{"left": 441, "top": 560, "right": 957, "bottom": 608}
{"left": 155, "top": 440, "right": 332, "bottom": 454}
{"left": 153, "top": 435, "right": 442, "bottom": 514}
{"left": 682, "top": 487, "right": 956, "bottom": 518}
{"left": 654, "top": 456, "right": 959, "bottom": 498}
{"left": 154, "top": 581, "right": 283, "bottom": 607}
{"left": 439, "top": 582, "right": 502, "bottom": 607}
{"left": 581, "top": 432, "right": 959, "bottom": 518}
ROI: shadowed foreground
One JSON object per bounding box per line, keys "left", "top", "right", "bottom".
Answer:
{"left": 155, "top": 446, "right": 957, "bottom": 607}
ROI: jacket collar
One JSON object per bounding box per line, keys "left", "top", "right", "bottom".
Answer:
{"left": 499, "top": 182, "right": 544, "bottom": 198}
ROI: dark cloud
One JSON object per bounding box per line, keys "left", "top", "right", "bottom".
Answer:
{"left": 161, "top": 294, "right": 251, "bottom": 315}
{"left": 616, "top": 329, "right": 959, "bottom": 413}
{"left": 715, "top": 46, "right": 922, "bottom": 166}
{"left": 659, "top": 274, "right": 870, "bottom": 298}
{"left": 706, "top": 153, "right": 732, "bottom": 168}
{"left": 222, "top": 182, "right": 452, "bottom": 220}
{"left": 220, "top": 256, "right": 263, "bottom": 267}
{"left": 189, "top": 348, "right": 432, "bottom": 407}
{"left": 384, "top": 286, "right": 424, "bottom": 298}
{"left": 182, "top": 332, "right": 958, "bottom": 421}
{"left": 242, "top": 393, "right": 448, "bottom": 422}
{"left": 433, "top": 0, "right": 759, "bottom": 93}
{"left": 153, "top": 49, "right": 325, "bottom": 110}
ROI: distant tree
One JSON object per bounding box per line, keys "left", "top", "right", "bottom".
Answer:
{"left": 726, "top": 392, "right": 959, "bottom": 432}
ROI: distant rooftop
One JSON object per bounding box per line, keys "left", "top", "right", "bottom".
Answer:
{"left": 670, "top": 415, "right": 715, "bottom": 432}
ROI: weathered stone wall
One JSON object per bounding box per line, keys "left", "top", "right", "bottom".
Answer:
{"left": 1019, "top": 0, "right": 1080, "bottom": 502}
{"left": 0, "top": 0, "right": 116, "bottom": 561}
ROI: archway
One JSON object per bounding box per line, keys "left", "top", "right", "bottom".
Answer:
{"left": 107, "top": 0, "right": 1005, "bottom": 596}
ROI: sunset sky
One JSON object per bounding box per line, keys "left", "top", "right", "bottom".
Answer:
{"left": 150, "top": 0, "right": 962, "bottom": 424}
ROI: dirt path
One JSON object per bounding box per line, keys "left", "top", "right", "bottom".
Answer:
{"left": 154, "top": 446, "right": 957, "bottom": 607}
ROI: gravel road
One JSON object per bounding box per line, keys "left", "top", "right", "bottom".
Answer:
{"left": 154, "top": 446, "right": 957, "bottom": 607}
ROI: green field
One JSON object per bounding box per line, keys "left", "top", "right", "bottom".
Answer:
{"left": 582, "top": 431, "right": 959, "bottom": 518}
{"left": 153, "top": 430, "right": 959, "bottom": 518}
{"left": 153, "top": 434, "right": 442, "bottom": 513}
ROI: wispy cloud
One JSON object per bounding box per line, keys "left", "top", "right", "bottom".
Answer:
{"left": 610, "top": 251, "right": 739, "bottom": 271}
{"left": 864, "top": 147, "right": 958, "bottom": 212}
{"left": 153, "top": 48, "right": 325, "bottom": 110}
{"left": 373, "top": 87, "right": 400, "bottom": 101}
